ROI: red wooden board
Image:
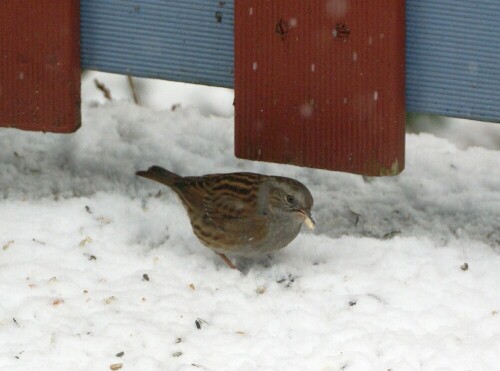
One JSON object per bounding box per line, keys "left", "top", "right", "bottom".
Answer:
{"left": 234, "top": 0, "right": 405, "bottom": 176}
{"left": 0, "top": 0, "right": 80, "bottom": 133}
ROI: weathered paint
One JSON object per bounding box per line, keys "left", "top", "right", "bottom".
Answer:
{"left": 0, "top": 0, "right": 80, "bottom": 133}
{"left": 234, "top": 0, "right": 406, "bottom": 176}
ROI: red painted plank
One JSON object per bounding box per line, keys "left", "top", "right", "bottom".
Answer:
{"left": 0, "top": 0, "right": 80, "bottom": 133}
{"left": 234, "top": 0, "right": 405, "bottom": 176}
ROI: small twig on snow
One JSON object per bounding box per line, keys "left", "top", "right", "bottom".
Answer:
{"left": 127, "top": 75, "right": 140, "bottom": 105}
{"left": 94, "top": 79, "right": 112, "bottom": 100}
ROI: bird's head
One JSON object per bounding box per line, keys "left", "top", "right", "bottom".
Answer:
{"left": 267, "top": 176, "right": 315, "bottom": 229}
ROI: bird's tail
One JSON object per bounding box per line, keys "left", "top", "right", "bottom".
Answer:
{"left": 136, "top": 166, "right": 182, "bottom": 187}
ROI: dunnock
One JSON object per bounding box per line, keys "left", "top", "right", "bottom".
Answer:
{"left": 136, "top": 166, "right": 315, "bottom": 269}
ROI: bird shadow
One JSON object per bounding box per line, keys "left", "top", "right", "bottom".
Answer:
{"left": 233, "top": 255, "right": 275, "bottom": 274}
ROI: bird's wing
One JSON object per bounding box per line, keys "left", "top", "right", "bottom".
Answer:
{"left": 201, "top": 174, "right": 269, "bottom": 242}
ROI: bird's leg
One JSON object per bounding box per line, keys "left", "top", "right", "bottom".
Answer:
{"left": 216, "top": 253, "right": 238, "bottom": 270}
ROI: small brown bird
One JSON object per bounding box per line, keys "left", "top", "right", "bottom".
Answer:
{"left": 136, "top": 166, "right": 315, "bottom": 269}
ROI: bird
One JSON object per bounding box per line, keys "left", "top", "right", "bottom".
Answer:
{"left": 136, "top": 166, "right": 315, "bottom": 270}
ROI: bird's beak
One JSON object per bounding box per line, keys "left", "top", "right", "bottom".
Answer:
{"left": 298, "top": 209, "right": 316, "bottom": 230}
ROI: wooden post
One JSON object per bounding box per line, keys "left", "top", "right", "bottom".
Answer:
{"left": 0, "top": 0, "right": 81, "bottom": 133}
{"left": 234, "top": 0, "right": 405, "bottom": 176}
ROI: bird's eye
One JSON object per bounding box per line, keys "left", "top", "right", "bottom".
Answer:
{"left": 286, "top": 195, "right": 295, "bottom": 204}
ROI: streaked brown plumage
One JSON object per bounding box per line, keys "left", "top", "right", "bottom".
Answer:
{"left": 136, "top": 166, "right": 315, "bottom": 269}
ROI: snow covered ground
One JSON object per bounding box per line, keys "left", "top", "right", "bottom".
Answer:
{"left": 1, "top": 78, "right": 499, "bottom": 370}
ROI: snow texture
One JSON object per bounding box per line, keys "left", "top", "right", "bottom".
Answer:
{"left": 1, "top": 100, "right": 499, "bottom": 371}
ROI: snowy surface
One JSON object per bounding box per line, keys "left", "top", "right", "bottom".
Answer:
{"left": 1, "top": 93, "right": 500, "bottom": 370}
{"left": 82, "top": 71, "right": 234, "bottom": 118}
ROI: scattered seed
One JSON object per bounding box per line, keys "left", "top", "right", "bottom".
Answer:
{"left": 461, "top": 262, "right": 469, "bottom": 271}
{"left": 195, "top": 318, "right": 208, "bottom": 329}
{"left": 115, "top": 351, "right": 124, "bottom": 358}
{"left": 48, "top": 276, "right": 58, "bottom": 283}
{"left": 110, "top": 363, "right": 123, "bottom": 370}
{"left": 172, "top": 351, "right": 183, "bottom": 357}
{"left": 175, "top": 337, "right": 182, "bottom": 344}
{"left": 349, "top": 209, "right": 361, "bottom": 226}
{"left": 105, "top": 296, "right": 117, "bottom": 304}
{"left": 2, "top": 240, "right": 14, "bottom": 250}
{"left": 52, "top": 299, "right": 64, "bottom": 306}
{"left": 142, "top": 274, "right": 150, "bottom": 281}
{"left": 32, "top": 238, "right": 46, "bottom": 245}
{"left": 97, "top": 216, "right": 112, "bottom": 225}
{"left": 79, "top": 236, "right": 93, "bottom": 247}
{"left": 277, "top": 274, "right": 296, "bottom": 288}
{"left": 235, "top": 331, "right": 245, "bottom": 335}
{"left": 85, "top": 205, "right": 92, "bottom": 214}
{"left": 83, "top": 290, "right": 88, "bottom": 294}
{"left": 382, "top": 231, "right": 401, "bottom": 240}
{"left": 349, "top": 300, "right": 357, "bottom": 306}
{"left": 189, "top": 283, "right": 196, "bottom": 290}
{"left": 256, "top": 286, "right": 266, "bottom": 295}
{"left": 88, "top": 255, "right": 97, "bottom": 261}
{"left": 13, "top": 318, "right": 19, "bottom": 326}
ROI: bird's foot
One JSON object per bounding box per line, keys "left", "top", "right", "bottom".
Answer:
{"left": 216, "top": 253, "right": 238, "bottom": 270}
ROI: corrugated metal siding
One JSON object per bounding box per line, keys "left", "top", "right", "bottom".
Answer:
{"left": 80, "top": 0, "right": 234, "bottom": 87}
{"left": 81, "top": 0, "right": 500, "bottom": 122}
{"left": 406, "top": 0, "right": 500, "bottom": 122}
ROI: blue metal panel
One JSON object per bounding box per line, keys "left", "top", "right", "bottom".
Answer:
{"left": 406, "top": 0, "right": 500, "bottom": 122}
{"left": 81, "top": 0, "right": 500, "bottom": 122}
{"left": 80, "top": 0, "right": 234, "bottom": 87}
